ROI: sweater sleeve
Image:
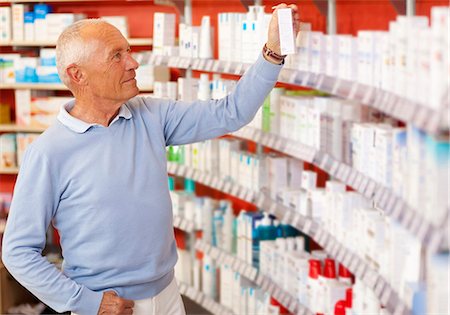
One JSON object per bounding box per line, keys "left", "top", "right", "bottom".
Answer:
{"left": 158, "top": 53, "right": 282, "bottom": 146}
{"left": 1, "top": 145, "right": 103, "bottom": 315}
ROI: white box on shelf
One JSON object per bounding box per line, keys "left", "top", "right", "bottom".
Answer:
{"left": 101, "top": 16, "right": 129, "bottom": 38}
{"left": 0, "top": 7, "right": 12, "bottom": 42}
{"left": 153, "top": 12, "right": 176, "bottom": 49}
{"left": 11, "top": 4, "right": 26, "bottom": 41}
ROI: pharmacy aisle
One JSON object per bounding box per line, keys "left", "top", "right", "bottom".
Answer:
{"left": 1, "top": 0, "right": 449, "bottom": 315}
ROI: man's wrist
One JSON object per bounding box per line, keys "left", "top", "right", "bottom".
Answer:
{"left": 262, "top": 43, "right": 286, "bottom": 65}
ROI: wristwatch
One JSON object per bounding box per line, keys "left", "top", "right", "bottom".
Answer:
{"left": 262, "top": 43, "right": 287, "bottom": 65}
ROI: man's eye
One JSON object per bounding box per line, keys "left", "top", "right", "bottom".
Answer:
{"left": 113, "top": 52, "right": 121, "bottom": 60}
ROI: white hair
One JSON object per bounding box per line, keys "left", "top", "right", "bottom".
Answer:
{"left": 56, "top": 19, "right": 109, "bottom": 87}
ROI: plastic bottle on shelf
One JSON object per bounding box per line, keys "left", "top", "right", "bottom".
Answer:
{"left": 252, "top": 212, "right": 277, "bottom": 269}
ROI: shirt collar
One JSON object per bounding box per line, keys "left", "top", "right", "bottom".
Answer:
{"left": 57, "top": 100, "right": 132, "bottom": 134}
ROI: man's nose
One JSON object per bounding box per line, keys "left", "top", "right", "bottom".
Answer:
{"left": 126, "top": 54, "right": 139, "bottom": 71}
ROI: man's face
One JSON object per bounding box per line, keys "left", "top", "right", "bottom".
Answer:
{"left": 81, "top": 24, "right": 140, "bottom": 103}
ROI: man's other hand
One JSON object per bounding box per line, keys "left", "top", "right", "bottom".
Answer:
{"left": 97, "top": 291, "right": 135, "bottom": 315}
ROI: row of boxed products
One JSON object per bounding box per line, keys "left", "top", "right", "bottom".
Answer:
{"left": 167, "top": 86, "right": 449, "bottom": 228}
{"left": 0, "top": 50, "right": 169, "bottom": 85}
{"left": 171, "top": 183, "right": 448, "bottom": 314}
{"left": 154, "top": 74, "right": 236, "bottom": 102}
{"left": 154, "top": 5, "right": 448, "bottom": 110}
{"left": 168, "top": 150, "right": 424, "bottom": 310}
{"left": 249, "top": 91, "right": 449, "bottom": 227}
{"left": 0, "top": 4, "right": 131, "bottom": 42}
{"left": 0, "top": 133, "right": 38, "bottom": 169}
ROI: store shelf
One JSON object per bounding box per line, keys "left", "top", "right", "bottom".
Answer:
{"left": 0, "top": 124, "right": 46, "bottom": 133}
{"left": 178, "top": 281, "right": 233, "bottom": 315}
{"left": 0, "top": 38, "right": 152, "bottom": 47}
{"left": 195, "top": 239, "right": 313, "bottom": 315}
{"left": 0, "top": 83, "right": 69, "bottom": 90}
{"left": 167, "top": 161, "right": 414, "bottom": 315}
{"left": 0, "top": 83, "right": 153, "bottom": 92}
{"left": 231, "top": 126, "right": 449, "bottom": 254}
{"left": 0, "top": 167, "right": 19, "bottom": 174}
{"left": 148, "top": 55, "right": 448, "bottom": 135}
{"left": 173, "top": 215, "right": 195, "bottom": 233}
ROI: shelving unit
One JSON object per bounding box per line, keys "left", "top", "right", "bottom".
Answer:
{"left": 173, "top": 215, "right": 195, "bottom": 233}
{"left": 0, "top": 38, "right": 152, "bottom": 47}
{"left": 195, "top": 239, "right": 314, "bottom": 315}
{"left": 0, "top": 124, "right": 45, "bottom": 133}
{"left": 167, "top": 161, "right": 412, "bottom": 315}
{"left": 147, "top": 55, "right": 449, "bottom": 135}
{"left": 0, "top": 167, "right": 19, "bottom": 175}
{"left": 178, "top": 281, "right": 233, "bottom": 315}
{"left": 231, "top": 126, "right": 449, "bottom": 253}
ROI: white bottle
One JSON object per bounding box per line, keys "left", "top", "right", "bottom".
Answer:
{"left": 197, "top": 73, "right": 211, "bottom": 101}
{"left": 199, "top": 16, "right": 213, "bottom": 59}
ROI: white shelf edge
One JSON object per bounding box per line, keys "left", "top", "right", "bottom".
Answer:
{"left": 178, "top": 281, "right": 233, "bottom": 315}
{"left": 173, "top": 214, "right": 195, "bottom": 233}
{"left": 0, "top": 38, "right": 152, "bottom": 47}
{"left": 0, "top": 124, "right": 46, "bottom": 133}
{"left": 149, "top": 55, "right": 446, "bottom": 134}
{"left": 0, "top": 167, "right": 19, "bottom": 174}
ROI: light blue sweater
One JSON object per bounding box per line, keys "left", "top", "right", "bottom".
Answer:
{"left": 1, "top": 54, "right": 281, "bottom": 314}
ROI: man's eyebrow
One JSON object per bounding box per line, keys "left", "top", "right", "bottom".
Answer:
{"left": 108, "top": 45, "right": 131, "bottom": 56}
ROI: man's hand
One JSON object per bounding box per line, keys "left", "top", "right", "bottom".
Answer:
{"left": 97, "top": 291, "right": 135, "bottom": 315}
{"left": 266, "top": 3, "right": 301, "bottom": 55}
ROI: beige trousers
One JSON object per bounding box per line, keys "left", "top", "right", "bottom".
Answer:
{"left": 72, "top": 278, "right": 186, "bottom": 315}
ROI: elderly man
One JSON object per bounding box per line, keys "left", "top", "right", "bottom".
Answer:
{"left": 2, "top": 3, "right": 299, "bottom": 315}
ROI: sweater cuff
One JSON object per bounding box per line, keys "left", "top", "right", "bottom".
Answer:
{"left": 73, "top": 286, "right": 103, "bottom": 315}
{"left": 252, "top": 52, "right": 283, "bottom": 83}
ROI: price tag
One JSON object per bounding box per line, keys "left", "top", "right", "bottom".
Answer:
{"left": 364, "top": 180, "right": 377, "bottom": 199}
{"left": 231, "top": 257, "right": 240, "bottom": 270}
{"left": 192, "top": 59, "right": 200, "bottom": 70}
{"left": 186, "top": 168, "right": 195, "bottom": 179}
{"left": 363, "top": 86, "right": 375, "bottom": 104}
{"left": 359, "top": 177, "right": 369, "bottom": 193}
{"left": 374, "top": 278, "right": 386, "bottom": 298}
{"left": 198, "top": 59, "right": 206, "bottom": 70}
{"left": 303, "top": 219, "right": 312, "bottom": 234}
{"left": 212, "top": 60, "right": 220, "bottom": 72}
{"left": 342, "top": 166, "right": 352, "bottom": 184}
{"left": 348, "top": 170, "right": 358, "bottom": 187}
{"left": 205, "top": 59, "right": 214, "bottom": 71}
{"left": 343, "top": 252, "right": 353, "bottom": 267}
{"left": 223, "top": 181, "right": 232, "bottom": 193}
{"left": 268, "top": 135, "right": 277, "bottom": 148}
{"left": 180, "top": 220, "right": 188, "bottom": 231}
{"left": 250, "top": 268, "right": 258, "bottom": 281}
{"left": 332, "top": 243, "right": 340, "bottom": 258}
{"left": 401, "top": 209, "right": 414, "bottom": 229}
{"left": 223, "top": 61, "right": 232, "bottom": 73}
{"left": 349, "top": 256, "right": 359, "bottom": 272}
{"left": 379, "top": 189, "right": 390, "bottom": 209}
{"left": 381, "top": 285, "right": 392, "bottom": 306}
{"left": 392, "top": 201, "right": 405, "bottom": 220}
{"left": 234, "top": 63, "right": 243, "bottom": 75}
{"left": 355, "top": 262, "right": 366, "bottom": 278}
{"left": 256, "top": 274, "right": 264, "bottom": 286}
{"left": 337, "top": 247, "right": 346, "bottom": 262}
{"left": 315, "top": 74, "right": 325, "bottom": 90}
{"left": 348, "top": 82, "right": 360, "bottom": 99}
{"left": 330, "top": 161, "right": 339, "bottom": 176}
{"left": 261, "top": 277, "right": 269, "bottom": 290}
{"left": 231, "top": 185, "right": 239, "bottom": 196}
{"left": 354, "top": 173, "right": 364, "bottom": 192}
{"left": 238, "top": 187, "right": 247, "bottom": 200}
{"left": 319, "top": 154, "right": 330, "bottom": 170}
{"left": 417, "top": 221, "right": 430, "bottom": 242}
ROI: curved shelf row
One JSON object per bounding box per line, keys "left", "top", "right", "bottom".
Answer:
{"left": 195, "top": 239, "right": 313, "bottom": 315}
{"left": 166, "top": 161, "right": 411, "bottom": 315}
{"left": 0, "top": 167, "right": 19, "bottom": 174}
{"left": 0, "top": 38, "right": 152, "bottom": 47}
{"left": 231, "top": 126, "right": 449, "bottom": 254}
{"left": 147, "top": 54, "right": 448, "bottom": 135}
{"left": 173, "top": 214, "right": 195, "bottom": 233}
{"left": 0, "top": 83, "right": 154, "bottom": 91}
{"left": 178, "top": 281, "right": 233, "bottom": 315}
{"left": 0, "top": 124, "right": 46, "bottom": 133}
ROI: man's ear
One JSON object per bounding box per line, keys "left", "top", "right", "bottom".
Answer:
{"left": 66, "top": 64, "right": 86, "bottom": 85}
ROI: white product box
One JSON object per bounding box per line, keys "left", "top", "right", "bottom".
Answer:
{"left": 0, "top": 7, "right": 12, "bottom": 42}
{"left": 325, "top": 34, "right": 339, "bottom": 77}
{"left": 277, "top": 8, "right": 295, "bottom": 55}
{"left": 101, "top": 16, "right": 128, "bottom": 38}
{"left": 47, "top": 14, "right": 86, "bottom": 42}
{"left": 11, "top": 4, "right": 26, "bottom": 41}
{"left": 153, "top": 12, "right": 176, "bottom": 49}
{"left": 310, "top": 31, "right": 326, "bottom": 74}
